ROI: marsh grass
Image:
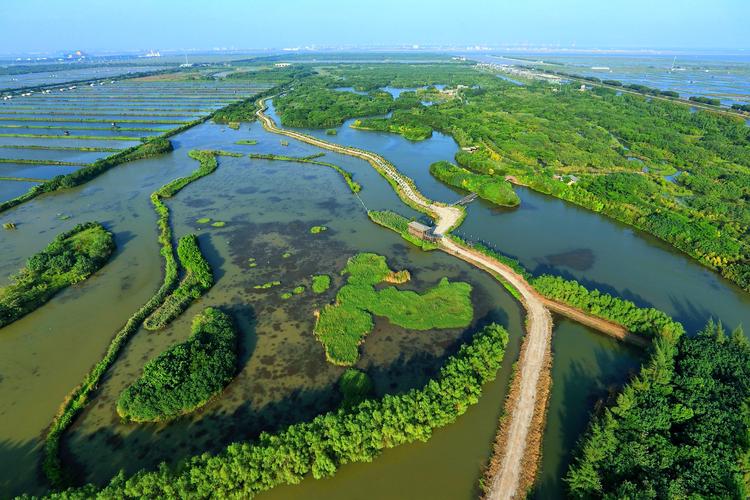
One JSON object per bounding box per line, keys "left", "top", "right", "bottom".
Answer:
{"left": 314, "top": 253, "right": 473, "bottom": 365}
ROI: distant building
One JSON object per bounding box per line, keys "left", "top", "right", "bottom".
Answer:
{"left": 274, "top": 63, "right": 292, "bottom": 68}
{"left": 408, "top": 221, "right": 439, "bottom": 242}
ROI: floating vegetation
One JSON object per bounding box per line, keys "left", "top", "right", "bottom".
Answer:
{"left": 293, "top": 285, "right": 305, "bottom": 295}
{"left": 325, "top": 128, "right": 338, "bottom": 136}
{"left": 211, "top": 221, "right": 226, "bottom": 227}
{"left": 314, "top": 253, "right": 473, "bottom": 365}
{"left": 253, "top": 281, "right": 281, "bottom": 290}
{"left": 339, "top": 368, "right": 374, "bottom": 408}
{"left": 312, "top": 274, "right": 331, "bottom": 294}
{"left": 57, "top": 214, "right": 72, "bottom": 221}
{"left": 235, "top": 139, "right": 258, "bottom": 145}
{"left": 3, "top": 222, "right": 17, "bottom": 230}
{"left": 282, "top": 251, "right": 292, "bottom": 258}
{"left": 196, "top": 217, "right": 211, "bottom": 224}
{"left": 310, "top": 225, "right": 327, "bottom": 234}
{"left": 280, "top": 292, "right": 293, "bottom": 300}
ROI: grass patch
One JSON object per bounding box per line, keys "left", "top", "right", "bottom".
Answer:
{"left": 312, "top": 274, "right": 331, "bottom": 294}
{"left": 254, "top": 281, "right": 281, "bottom": 290}
{"left": 310, "top": 225, "right": 327, "bottom": 234}
{"left": 314, "top": 253, "right": 473, "bottom": 365}
{"left": 0, "top": 222, "right": 115, "bottom": 329}
{"left": 117, "top": 308, "right": 237, "bottom": 422}
{"left": 235, "top": 139, "right": 258, "bottom": 145}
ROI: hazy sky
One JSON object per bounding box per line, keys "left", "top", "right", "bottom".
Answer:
{"left": 1, "top": 0, "right": 748, "bottom": 54}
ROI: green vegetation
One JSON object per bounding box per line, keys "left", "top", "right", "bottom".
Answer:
{"left": 117, "top": 308, "right": 237, "bottom": 423}
{"left": 312, "top": 274, "right": 331, "bottom": 294}
{"left": 235, "top": 139, "right": 258, "bottom": 145}
{"left": 368, "top": 210, "right": 439, "bottom": 250}
{"left": 731, "top": 103, "right": 750, "bottom": 113}
{"left": 280, "top": 292, "right": 293, "bottom": 300}
{"left": 310, "top": 225, "right": 328, "bottom": 234}
{"left": 211, "top": 221, "right": 226, "bottom": 227}
{"left": 567, "top": 320, "right": 750, "bottom": 498}
{"left": 0, "top": 158, "right": 88, "bottom": 167}
{"left": 282, "top": 252, "right": 292, "bottom": 258}
{"left": 42, "top": 150, "right": 233, "bottom": 487}
{"left": 532, "top": 275, "right": 684, "bottom": 339}
{"left": 325, "top": 128, "right": 338, "bottom": 136}
{"left": 0, "top": 222, "right": 114, "bottom": 329}
{"left": 274, "top": 80, "right": 393, "bottom": 128}
{"left": 689, "top": 95, "right": 721, "bottom": 106}
{"left": 352, "top": 112, "right": 433, "bottom": 141}
{"left": 430, "top": 160, "right": 520, "bottom": 207}
{"left": 143, "top": 234, "right": 214, "bottom": 330}
{"left": 314, "top": 253, "right": 472, "bottom": 365}
{"left": 253, "top": 281, "right": 281, "bottom": 290}
{"left": 338, "top": 368, "right": 374, "bottom": 408}
{"left": 54, "top": 322, "right": 508, "bottom": 498}
{"left": 196, "top": 217, "right": 211, "bottom": 224}
{"left": 249, "top": 153, "right": 361, "bottom": 193}
{"left": 293, "top": 285, "right": 305, "bottom": 294}
{"left": 213, "top": 86, "right": 283, "bottom": 124}
{"left": 282, "top": 64, "right": 750, "bottom": 292}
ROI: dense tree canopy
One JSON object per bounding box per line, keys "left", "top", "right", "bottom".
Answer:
{"left": 567, "top": 321, "right": 750, "bottom": 499}
{"left": 116, "top": 307, "right": 238, "bottom": 422}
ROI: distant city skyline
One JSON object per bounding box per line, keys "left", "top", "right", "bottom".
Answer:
{"left": 1, "top": 0, "right": 748, "bottom": 55}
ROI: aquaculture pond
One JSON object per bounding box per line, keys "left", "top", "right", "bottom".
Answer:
{"left": 0, "top": 79, "right": 271, "bottom": 202}
{"left": 263, "top": 100, "right": 750, "bottom": 496}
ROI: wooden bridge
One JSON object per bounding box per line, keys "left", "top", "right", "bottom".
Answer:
{"left": 450, "top": 193, "right": 478, "bottom": 206}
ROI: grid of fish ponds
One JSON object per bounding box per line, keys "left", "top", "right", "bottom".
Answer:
{"left": 0, "top": 79, "right": 272, "bottom": 201}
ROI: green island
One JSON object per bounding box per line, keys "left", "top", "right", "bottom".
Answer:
{"left": 314, "top": 253, "right": 473, "bottom": 365}
{"left": 117, "top": 307, "right": 238, "bottom": 422}
{"left": 567, "top": 320, "right": 750, "bottom": 498}
{"left": 235, "top": 139, "right": 258, "bottom": 145}
{"left": 0, "top": 222, "right": 115, "bottom": 329}
{"left": 52, "top": 322, "right": 508, "bottom": 497}
{"left": 429, "top": 160, "right": 520, "bottom": 207}
{"left": 144, "top": 234, "right": 214, "bottom": 330}
{"left": 311, "top": 274, "right": 331, "bottom": 294}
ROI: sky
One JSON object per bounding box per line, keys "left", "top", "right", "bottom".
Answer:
{"left": 1, "top": 0, "right": 748, "bottom": 55}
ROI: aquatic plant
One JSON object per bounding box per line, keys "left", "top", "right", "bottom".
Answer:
{"left": 314, "top": 253, "right": 472, "bottom": 365}
{"left": 312, "top": 274, "right": 331, "bottom": 294}
{"left": 310, "top": 225, "right": 327, "bottom": 234}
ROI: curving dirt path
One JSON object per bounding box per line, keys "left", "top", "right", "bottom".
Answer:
{"left": 255, "top": 99, "right": 623, "bottom": 499}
